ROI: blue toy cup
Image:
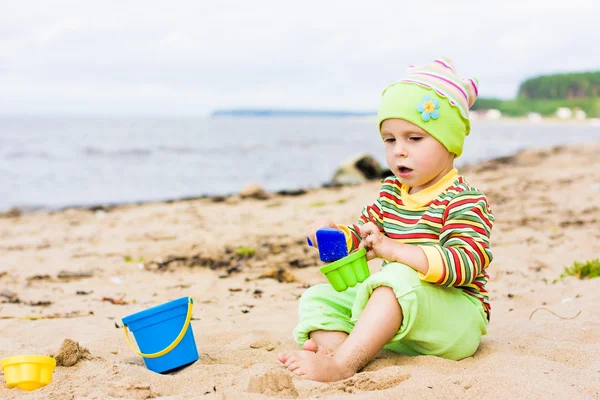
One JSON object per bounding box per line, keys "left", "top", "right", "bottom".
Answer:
{"left": 122, "top": 296, "right": 199, "bottom": 373}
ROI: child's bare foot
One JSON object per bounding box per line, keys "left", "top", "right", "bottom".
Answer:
{"left": 276, "top": 331, "right": 347, "bottom": 364}
{"left": 278, "top": 350, "right": 355, "bottom": 382}
{"left": 276, "top": 339, "right": 332, "bottom": 364}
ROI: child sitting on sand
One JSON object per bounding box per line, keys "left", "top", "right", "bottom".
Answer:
{"left": 277, "top": 58, "right": 494, "bottom": 382}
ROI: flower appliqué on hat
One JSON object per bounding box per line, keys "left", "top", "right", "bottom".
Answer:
{"left": 417, "top": 95, "right": 440, "bottom": 121}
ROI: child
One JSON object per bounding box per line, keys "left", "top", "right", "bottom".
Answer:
{"left": 277, "top": 58, "right": 493, "bottom": 382}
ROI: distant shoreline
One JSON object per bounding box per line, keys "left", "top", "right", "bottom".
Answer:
{"left": 211, "top": 109, "right": 376, "bottom": 117}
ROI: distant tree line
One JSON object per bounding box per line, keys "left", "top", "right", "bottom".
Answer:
{"left": 472, "top": 71, "right": 600, "bottom": 117}
{"left": 518, "top": 72, "right": 600, "bottom": 99}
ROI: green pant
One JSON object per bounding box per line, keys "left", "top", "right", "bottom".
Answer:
{"left": 293, "top": 262, "right": 488, "bottom": 361}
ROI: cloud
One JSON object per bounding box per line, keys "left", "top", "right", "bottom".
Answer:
{"left": 1, "top": 0, "right": 599, "bottom": 115}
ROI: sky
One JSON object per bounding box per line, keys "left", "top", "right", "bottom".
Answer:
{"left": 1, "top": 0, "right": 599, "bottom": 116}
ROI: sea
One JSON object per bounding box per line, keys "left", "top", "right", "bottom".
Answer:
{"left": 1, "top": 116, "right": 599, "bottom": 212}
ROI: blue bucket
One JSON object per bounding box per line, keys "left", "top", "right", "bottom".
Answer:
{"left": 122, "top": 296, "right": 199, "bottom": 373}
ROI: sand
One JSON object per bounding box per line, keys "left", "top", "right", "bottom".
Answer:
{"left": 1, "top": 142, "right": 599, "bottom": 399}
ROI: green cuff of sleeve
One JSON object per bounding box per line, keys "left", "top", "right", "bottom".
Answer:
{"left": 418, "top": 245, "right": 444, "bottom": 283}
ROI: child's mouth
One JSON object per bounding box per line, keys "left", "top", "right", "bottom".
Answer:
{"left": 398, "top": 166, "right": 413, "bottom": 177}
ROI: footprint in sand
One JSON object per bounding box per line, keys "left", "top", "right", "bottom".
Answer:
{"left": 311, "top": 369, "right": 411, "bottom": 395}
{"left": 108, "top": 381, "right": 159, "bottom": 399}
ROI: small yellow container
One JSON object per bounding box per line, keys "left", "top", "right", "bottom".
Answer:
{"left": 1, "top": 355, "right": 56, "bottom": 391}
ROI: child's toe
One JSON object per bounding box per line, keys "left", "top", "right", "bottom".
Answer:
{"left": 286, "top": 361, "right": 300, "bottom": 372}
{"left": 303, "top": 339, "right": 319, "bottom": 352}
{"left": 284, "top": 354, "right": 298, "bottom": 367}
{"left": 276, "top": 352, "right": 288, "bottom": 363}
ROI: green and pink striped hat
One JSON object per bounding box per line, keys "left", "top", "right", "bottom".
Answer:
{"left": 378, "top": 58, "right": 479, "bottom": 157}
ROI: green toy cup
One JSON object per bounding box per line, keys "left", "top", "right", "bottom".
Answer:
{"left": 319, "top": 248, "right": 370, "bottom": 292}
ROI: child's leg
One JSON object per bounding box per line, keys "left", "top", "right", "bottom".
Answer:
{"left": 279, "top": 286, "right": 402, "bottom": 382}
{"left": 288, "top": 283, "right": 357, "bottom": 356}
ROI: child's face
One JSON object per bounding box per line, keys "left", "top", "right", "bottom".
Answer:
{"left": 380, "top": 118, "right": 454, "bottom": 192}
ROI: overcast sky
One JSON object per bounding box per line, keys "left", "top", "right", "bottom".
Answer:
{"left": 1, "top": 0, "right": 599, "bottom": 116}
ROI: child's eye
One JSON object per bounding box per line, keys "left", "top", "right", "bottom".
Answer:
{"left": 409, "top": 136, "right": 423, "bottom": 141}
{"left": 384, "top": 137, "right": 396, "bottom": 143}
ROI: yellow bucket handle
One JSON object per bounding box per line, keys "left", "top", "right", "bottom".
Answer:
{"left": 123, "top": 297, "right": 194, "bottom": 359}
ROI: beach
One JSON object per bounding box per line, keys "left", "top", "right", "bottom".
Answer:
{"left": 1, "top": 142, "right": 599, "bottom": 399}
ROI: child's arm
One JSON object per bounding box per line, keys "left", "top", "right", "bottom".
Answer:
{"left": 360, "top": 191, "right": 494, "bottom": 285}
{"left": 417, "top": 191, "right": 494, "bottom": 286}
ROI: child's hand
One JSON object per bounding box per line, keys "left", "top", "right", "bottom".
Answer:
{"left": 358, "top": 222, "right": 398, "bottom": 261}
{"left": 307, "top": 219, "right": 339, "bottom": 249}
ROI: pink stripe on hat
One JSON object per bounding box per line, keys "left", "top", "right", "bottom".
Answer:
{"left": 435, "top": 59, "right": 455, "bottom": 73}
{"left": 413, "top": 72, "right": 469, "bottom": 103}
{"left": 395, "top": 59, "right": 478, "bottom": 119}
{"left": 467, "top": 78, "right": 479, "bottom": 97}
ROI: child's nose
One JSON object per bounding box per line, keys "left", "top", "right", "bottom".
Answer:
{"left": 394, "top": 142, "right": 408, "bottom": 157}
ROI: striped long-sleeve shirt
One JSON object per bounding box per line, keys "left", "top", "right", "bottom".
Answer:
{"left": 342, "top": 168, "right": 494, "bottom": 319}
